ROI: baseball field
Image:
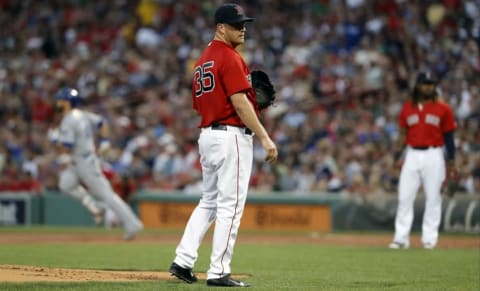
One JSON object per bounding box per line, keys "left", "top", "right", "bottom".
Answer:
{"left": 0, "top": 227, "right": 478, "bottom": 290}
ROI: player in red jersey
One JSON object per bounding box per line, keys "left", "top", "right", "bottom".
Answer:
{"left": 389, "top": 72, "right": 457, "bottom": 250}
{"left": 169, "top": 3, "right": 277, "bottom": 287}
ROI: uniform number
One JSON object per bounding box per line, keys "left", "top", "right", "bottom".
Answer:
{"left": 194, "top": 61, "right": 215, "bottom": 97}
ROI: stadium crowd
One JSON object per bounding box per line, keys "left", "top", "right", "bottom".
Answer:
{"left": 0, "top": 0, "right": 478, "bottom": 197}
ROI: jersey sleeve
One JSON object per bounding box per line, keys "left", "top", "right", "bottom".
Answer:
{"left": 58, "top": 116, "right": 75, "bottom": 148}
{"left": 441, "top": 102, "right": 456, "bottom": 132}
{"left": 220, "top": 53, "right": 251, "bottom": 98}
{"left": 86, "top": 112, "right": 104, "bottom": 129}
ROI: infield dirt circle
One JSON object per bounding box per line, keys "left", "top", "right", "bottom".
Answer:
{"left": 0, "top": 232, "right": 477, "bottom": 282}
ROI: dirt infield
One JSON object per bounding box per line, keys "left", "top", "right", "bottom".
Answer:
{"left": 0, "top": 265, "right": 173, "bottom": 282}
{"left": 0, "top": 232, "right": 477, "bottom": 282}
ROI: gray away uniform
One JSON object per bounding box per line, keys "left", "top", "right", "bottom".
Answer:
{"left": 58, "top": 109, "right": 143, "bottom": 236}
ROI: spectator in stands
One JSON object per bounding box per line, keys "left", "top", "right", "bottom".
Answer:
{"left": 0, "top": 0, "right": 478, "bottom": 196}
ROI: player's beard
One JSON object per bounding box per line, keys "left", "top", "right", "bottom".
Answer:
{"left": 420, "top": 88, "right": 436, "bottom": 100}
{"left": 55, "top": 104, "right": 66, "bottom": 114}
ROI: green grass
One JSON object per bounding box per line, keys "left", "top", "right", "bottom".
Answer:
{"left": 0, "top": 228, "right": 478, "bottom": 290}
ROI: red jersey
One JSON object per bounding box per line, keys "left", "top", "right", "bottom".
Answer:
{"left": 192, "top": 40, "right": 256, "bottom": 127}
{"left": 399, "top": 99, "right": 456, "bottom": 147}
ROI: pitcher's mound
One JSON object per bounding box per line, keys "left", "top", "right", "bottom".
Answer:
{"left": 0, "top": 265, "right": 183, "bottom": 282}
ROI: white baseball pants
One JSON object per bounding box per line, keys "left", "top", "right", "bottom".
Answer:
{"left": 393, "top": 147, "right": 445, "bottom": 247}
{"left": 174, "top": 126, "right": 253, "bottom": 279}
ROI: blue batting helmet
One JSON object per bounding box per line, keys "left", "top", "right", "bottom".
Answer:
{"left": 55, "top": 87, "right": 82, "bottom": 107}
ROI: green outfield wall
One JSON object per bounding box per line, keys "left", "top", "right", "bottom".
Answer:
{"left": 0, "top": 192, "right": 97, "bottom": 226}
{"left": 0, "top": 191, "right": 478, "bottom": 233}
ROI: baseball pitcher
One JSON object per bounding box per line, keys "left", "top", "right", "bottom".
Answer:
{"left": 169, "top": 3, "right": 277, "bottom": 287}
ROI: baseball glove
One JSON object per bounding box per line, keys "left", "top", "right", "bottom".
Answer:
{"left": 251, "top": 70, "right": 276, "bottom": 110}
{"left": 443, "top": 166, "right": 460, "bottom": 197}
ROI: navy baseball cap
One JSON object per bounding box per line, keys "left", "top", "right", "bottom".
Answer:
{"left": 416, "top": 71, "right": 437, "bottom": 84}
{"left": 214, "top": 3, "right": 254, "bottom": 25}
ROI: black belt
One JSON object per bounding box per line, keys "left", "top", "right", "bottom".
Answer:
{"left": 411, "top": 146, "right": 440, "bottom": 150}
{"left": 211, "top": 124, "right": 252, "bottom": 135}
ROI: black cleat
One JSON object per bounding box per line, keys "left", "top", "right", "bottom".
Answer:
{"left": 207, "top": 274, "right": 251, "bottom": 287}
{"left": 169, "top": 262, "right": 197, "bottom": 283}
